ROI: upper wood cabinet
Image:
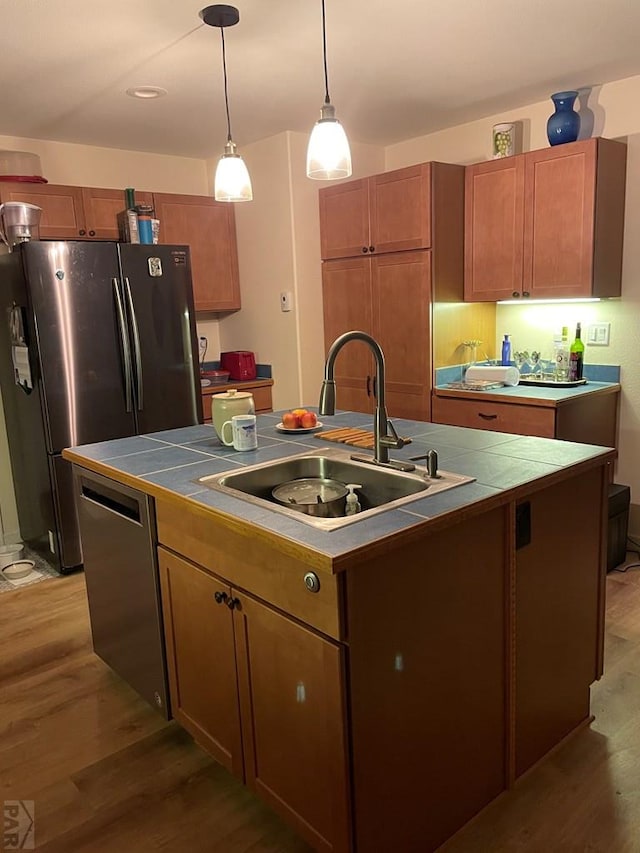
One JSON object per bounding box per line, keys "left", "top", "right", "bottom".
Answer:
{"left": 153, "top": 193, "right": 240, "bottom": 313}
{"left": 319, "top": 164, "right": 433, "bottom": 260}
{"left": 0, "top": 183, "right": 154, "bottom": 240}
{"left": 464, "top": 138, "right": 627, "bottom": 301}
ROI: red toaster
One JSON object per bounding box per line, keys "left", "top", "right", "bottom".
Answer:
{"left": 220, "top": 351, "right": 257, "bottom": 381}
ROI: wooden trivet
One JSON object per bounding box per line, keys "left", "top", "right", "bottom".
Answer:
{"left": 314, "top": 427, "right": 375, "bottom": 450}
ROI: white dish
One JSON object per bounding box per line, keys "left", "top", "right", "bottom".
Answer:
{"left": 276, "top": 421, "right": 323, "bottom": 434}
{"left": 3, "top": 559, "right": 35, "bottom": 579}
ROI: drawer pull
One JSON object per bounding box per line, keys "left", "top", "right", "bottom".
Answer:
{"left": 478, "top": 412, "right": 498, "bottom": 420}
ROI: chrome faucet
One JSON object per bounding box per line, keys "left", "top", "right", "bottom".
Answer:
{"left": 319, "top": 331, "right": 414, "bottom": 471}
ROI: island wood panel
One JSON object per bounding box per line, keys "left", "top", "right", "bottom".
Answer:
{"left": 369, "top": 163, "right": 431, "bottom": 254}
{"left": 158, "top": 548, "right": 244, "bottom": 777}
{"left": 346, "top": 505, "right": 508, "bottom": 853}
{"left": 372, "top": 249, "right": 431, "bottom": 421}
{"left": 155, "top": 499, "right": 344, "bottom": 639}
{"left": 432, "top": 394, "right": 556, "bottom": 437}
{"left": 234, "top": 592, "right": 351, "bottom": 853}
{"left": 555, "top": 390, "right": 619, "bottom": 448}
{"left": 514, "top": 467, "right": 604, "bottom": 777}
{"left": 322, "top": 256, "right": 375, "bottom": 414}
{"left": 319, "top": 179, "right": 370, "bottom": 260}
{"left": 153, "top": 192, "right": 240, "bottom": 312}
{"left": 464, "top": 157, "right": 526, "bottom": 301}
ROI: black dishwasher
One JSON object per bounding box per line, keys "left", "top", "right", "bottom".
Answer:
{"left": 73, "top": 466, "right": 170, "bottom": 718}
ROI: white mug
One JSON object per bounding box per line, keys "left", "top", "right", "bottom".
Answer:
{"left": 221, "top": 414, "right": 258, "bottom": 451}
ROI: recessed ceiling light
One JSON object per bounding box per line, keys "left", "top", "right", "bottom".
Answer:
{"left": 126, "top": 86, "right": 168, "bottom": 100}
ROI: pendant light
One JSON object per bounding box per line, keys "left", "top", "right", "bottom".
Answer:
{"left": 200, "top": 5, "right": 253, "bottom": 202}
{"left": 306, "top": 0, "right": 352, "bottom": 180}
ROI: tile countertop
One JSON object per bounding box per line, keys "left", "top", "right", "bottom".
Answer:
{"left": 64, "top": 410, "right": 615, "bottom": 571}
{"left": 434, "top": 379, "right": 620, "bottom": 406}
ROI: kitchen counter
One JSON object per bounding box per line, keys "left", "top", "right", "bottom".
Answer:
{"left": 434, "top": 378, "right": 620, "bottom": 406}
{"left": 63, "top": 409, "right": 614, "bottom": 573}
{"left": 63, "top": 410, "right": 615, "bottom": 852}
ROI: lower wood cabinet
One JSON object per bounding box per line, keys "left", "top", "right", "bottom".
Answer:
{"left": 432, "top": 387, "right": 619, "bottom": 447}
{"left": 158, "top": 546, "right": 351, "bottom": 853}
{"left": 201, "top": 380, "right": 273, "bottom": 423}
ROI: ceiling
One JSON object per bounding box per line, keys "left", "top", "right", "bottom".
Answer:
{"left": 2, "top": 0, "right": 640, "bottom": 161}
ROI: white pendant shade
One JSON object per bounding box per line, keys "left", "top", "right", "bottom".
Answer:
{"left": 306, "top": 103, "right": 352, "bottom": 180}
{"left": 214, "top": 141, "right": 253, "bottom": 202}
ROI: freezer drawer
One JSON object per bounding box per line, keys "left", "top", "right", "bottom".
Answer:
{"left": 73, "top": 466, "right": 170, "bottom": 718}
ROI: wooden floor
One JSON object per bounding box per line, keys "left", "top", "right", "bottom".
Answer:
{"left": 2, "top": 565, "right": 640, "bottom": 852}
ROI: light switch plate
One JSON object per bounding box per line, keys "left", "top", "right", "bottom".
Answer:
{"left": 587, "top": 323, "right": 610, "bottom": 346}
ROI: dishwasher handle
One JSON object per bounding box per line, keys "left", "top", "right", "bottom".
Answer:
{"left": 79, "top": 479, "right": 144, "bottom": 525}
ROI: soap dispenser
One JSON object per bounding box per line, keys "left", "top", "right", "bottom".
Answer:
{"left": 344, "top": 484, "right": 362, "bottom": 515}
{"left": 501, "top": 334, "right": 511, "bottom": 366}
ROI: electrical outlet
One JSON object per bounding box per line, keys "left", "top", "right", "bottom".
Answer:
{"left": 587, "top": 323, "right": 610, "bottom": 346}
{"left": 280, "top": 291, "right": 293, "bottom": 312}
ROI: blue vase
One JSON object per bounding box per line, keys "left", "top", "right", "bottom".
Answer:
{"left": 546, "top": 91, "right": 580, "bottom": 146}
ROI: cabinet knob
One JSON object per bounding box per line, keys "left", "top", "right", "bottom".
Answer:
{"left": 226, "top": 596, "right": 241, "bottom": 610}
{"left": 511, "top": 291, "right": 520, "bottom": 298}
{"left": 369, "top": 245, "right": 375, "bottom": 253}
{"left": 89, "top": 230, "right": 96, "bottom": 237}
{"left": 362, "top": 246, "right": 369, "bottom": 253}
{"left": 478, "top": 412, "right": 498, "bottom": 420}
{"left": 214, "top": 590, "right": 228, "bottom": 605}
{"left": 79, "top": 229, "right": 86, "bottom": 236}
{"left": 522, "top": 291, "right": 530, "bottom": 298}
{"left": 303, "top": 572, "right": 321, "bottom": 593}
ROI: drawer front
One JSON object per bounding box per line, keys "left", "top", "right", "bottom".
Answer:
{"left": 202, "top": 384, "right": 273, "bottom": 423}
{"left": 432, "top": 395, "right": 556, "bottom": 437}
{"left": 156, "top": 499, "right": 343, "bottom": 640}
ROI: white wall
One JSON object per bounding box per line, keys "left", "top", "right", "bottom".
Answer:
{"left": 0, "top": 134, "right": 210, "bottom": 543}
{"left": 217, "top": 132, "right": 384, "bottom": 410}
{"left": 384, "top": 75, "right": 640, "bottom": 530}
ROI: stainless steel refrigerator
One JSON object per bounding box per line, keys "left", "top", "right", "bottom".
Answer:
{"left": 0, "top": 241, "right": 202, "bottom": 572}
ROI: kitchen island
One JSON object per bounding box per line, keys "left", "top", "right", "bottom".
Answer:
{"left": 63, "top": 411, "right": 614, "bottom": 853}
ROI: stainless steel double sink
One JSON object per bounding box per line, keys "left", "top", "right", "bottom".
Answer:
{"left": 197, "top": 447, "right": 474, "bottom": 531}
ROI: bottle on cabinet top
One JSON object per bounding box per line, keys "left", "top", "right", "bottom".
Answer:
{"left": 568, "top": 323, "right": 585, "bottom": 381}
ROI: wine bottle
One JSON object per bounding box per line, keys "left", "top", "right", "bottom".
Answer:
{"left": 568, "top": 322, "right": 584, "bottom": 381}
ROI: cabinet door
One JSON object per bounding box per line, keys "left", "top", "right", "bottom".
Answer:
{"left": 322, "top": 257, "right": 374, "bottom": 414}
{"left": 0, "top": 183, "right": 87, "bottom": 239}
{"left": 153, "top": 193, "right": 240, "bottom": 312}
{"left": 464, "top": 157, "right": 525, "bottom": 301}
{"left": 234, "top": 592, "right": 351, "bottom": 853}
{"left": 523, "top": 142, "right": 596, "bottom": 298}
{"left": 158, "top": 548, "right": 244, "bottom": 778}
{"left": 369, "top": 164, "right": 431, "bottom": 254}
{"left": 372, "top": 250, "right": 431, "bottom": 421}
{"left": 319, "top": 178, "right": 370, "bottom": 259}
{"left": 81, "top": 187, "right": 153, "bottom": 239}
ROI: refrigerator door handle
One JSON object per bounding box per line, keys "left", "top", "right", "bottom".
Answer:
{"left": 112, "top": 278, "right": 133, "bottom": 412}
{"left": 124, "top": 277, "right": 144, "bottom": 411}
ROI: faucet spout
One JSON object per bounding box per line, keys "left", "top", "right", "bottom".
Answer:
{"left": 319, "top": 330, "right": 412, "bottom": 468}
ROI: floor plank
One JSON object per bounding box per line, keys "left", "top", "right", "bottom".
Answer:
{"left": 2, "top": 563, "right": 640, "bottom": 851}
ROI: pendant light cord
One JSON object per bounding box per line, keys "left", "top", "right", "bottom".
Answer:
{"left": 220, "top": 28, "right": 233, "bottom": 142}
{"left": 321, "top": 0, "right": 330, "bottom": 105}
